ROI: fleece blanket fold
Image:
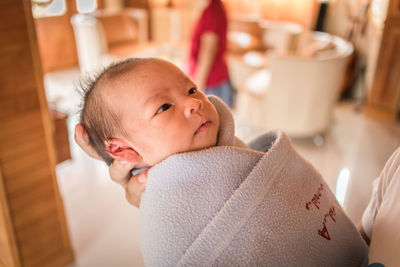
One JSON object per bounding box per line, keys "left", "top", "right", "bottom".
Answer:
{"left": 139, "top": 97, "right": 367, "bottom": 266}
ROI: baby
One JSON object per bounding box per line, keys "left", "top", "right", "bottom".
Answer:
{"left": 79, "top": 58, "right": 367, "bottom": 266}
{"left": 80, "top": 57, "right": 223, "bottom": 169}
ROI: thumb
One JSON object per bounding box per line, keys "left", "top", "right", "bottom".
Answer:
{"left": 126, "top": 170, "right": 148, "bottom": 207}
{"left": 109, "top": 160, "right": 136, "bottom": 187}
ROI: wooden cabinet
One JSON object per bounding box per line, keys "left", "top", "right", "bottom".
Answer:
{"left": 0, "top": 1, "right": 74, "bottom": 266}
{"left": 364, "top": 0, "right": 400, "bottom": 121}
{"left": 388, "top": 0, "right": 400, "bottom": 17}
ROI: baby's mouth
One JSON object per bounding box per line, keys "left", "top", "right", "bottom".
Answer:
{"left": 194, "top": 120, "right": 211, "bottom": 135}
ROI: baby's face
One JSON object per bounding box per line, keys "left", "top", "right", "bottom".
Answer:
{"left": 106, "top": 60, "right": 220, "bottom": 166}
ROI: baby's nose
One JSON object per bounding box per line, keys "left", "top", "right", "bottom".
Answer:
{"left": 184, "top": 97, "right": 201, "bottom": 117}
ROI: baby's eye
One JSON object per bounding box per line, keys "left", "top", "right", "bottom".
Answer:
{"left": 155, "top": 103, "right": 171, "bottom": 115}
{"left": 188, "top": 88, "right": 197, "bottom": 95}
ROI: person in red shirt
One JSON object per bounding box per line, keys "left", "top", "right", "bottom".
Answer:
{"left": 188, "top": 0, "right": 233, "bottom": 108}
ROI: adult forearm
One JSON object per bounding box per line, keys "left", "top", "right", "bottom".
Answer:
{"left": 194, "top": 32, "right": 218, "bottom": 90}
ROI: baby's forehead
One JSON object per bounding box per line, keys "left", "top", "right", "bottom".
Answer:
{"left": 127, "top": 61, "right": 190, "bottom": 84}
{"left": 102, "top": 59, "right": 191, "bottom": 97}
{"left": 102, "top": 58, "right": 162, "bottom": 81}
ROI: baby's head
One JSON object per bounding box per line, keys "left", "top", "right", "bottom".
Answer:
{"left": 80, "top": 58, "right": 220, "bottom": 166}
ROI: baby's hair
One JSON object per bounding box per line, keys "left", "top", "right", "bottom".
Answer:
{"left": 79, "top": 57, "right": 148, "bottom": 165}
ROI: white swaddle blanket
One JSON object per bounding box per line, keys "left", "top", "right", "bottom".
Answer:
{"left": 140, "top": 97, "right": 367, "bottom": 266}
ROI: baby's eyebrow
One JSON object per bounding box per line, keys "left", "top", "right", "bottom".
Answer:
{"left": 144, "top": 91, "right": 164, "bottom": 106}
{"left": 182, "top": 75, "right": 194, "bottom": 86}
{"left": 182, "top": 76, "right": 190, "bottom": 83}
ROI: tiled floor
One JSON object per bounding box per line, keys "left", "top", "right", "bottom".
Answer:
{"left": 46, "top": 67, "right": 400, "bottom": 266}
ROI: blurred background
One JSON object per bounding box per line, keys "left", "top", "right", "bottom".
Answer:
{"left": 0, "top": 0, "right": 399, "bottom": 266}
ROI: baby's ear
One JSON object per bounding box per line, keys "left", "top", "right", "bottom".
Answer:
{"left": 105, "top": 138, "right": 142, "bottom": 164}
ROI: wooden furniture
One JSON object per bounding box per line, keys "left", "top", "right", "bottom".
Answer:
{"left": 364, "top": 0, "right": 400, "bottom": 121}
{"left": 71, "top": 8, "right": 149, "bottom": 74}
{"left": 34, "top": 0, "right": 79, "bottom": 73}
{"left": 0, "top": 1, "right": 74, "bottom": 266}
{"left": 96, "top": 8, "right": 149, "bottom": 50}
{"left": 50, "top": 110, "right": 72, "bottom": 164}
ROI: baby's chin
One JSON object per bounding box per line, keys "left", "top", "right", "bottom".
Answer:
{"left": 149, "top": 138, "right": 218, "bottom": 166}
{"left": 190, "top": 136, "right": 218, "bottom": 152}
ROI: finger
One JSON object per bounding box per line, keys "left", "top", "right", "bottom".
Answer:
{"left": 126, "top": 191, "right": 141, "bottom": 208}
{"left": 136, "top": 170, "right": 148, "bottom": 187}
{"left": 127, "top": 170, "right": 148, "bottom": 193}
{"left": 74, "top": 124, "right": 102, "bottom": 160}
{"left": 109, "top": 160, "right": 136, "bottom": 187}
{"left": 126, "top": 170, "right": 148, "bottom": 208}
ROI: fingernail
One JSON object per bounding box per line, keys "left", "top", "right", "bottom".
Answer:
{"left": 138, "top": 175, "right": 146, "bottom": 183}
{"left": 120, "top": 160, "right": 128, "bottom": 165}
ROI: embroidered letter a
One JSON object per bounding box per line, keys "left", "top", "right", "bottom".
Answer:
{"left": 318, "top": 224, "right": 331, "bottom": 240}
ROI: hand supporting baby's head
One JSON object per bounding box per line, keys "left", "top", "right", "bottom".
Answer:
{"left": 79, "top": 57, "right": 220, "bottom": 167}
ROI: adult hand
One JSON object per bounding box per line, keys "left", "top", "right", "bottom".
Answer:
{"left": 74, "top": 124, "right": 102, "bottom": 160}
{"left": 74, "top": 124, "right": 148, "bottom": 207}
{"left": 109, "top": 160, "right": 148, "bottom": 208}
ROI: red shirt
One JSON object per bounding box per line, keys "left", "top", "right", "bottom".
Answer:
{"left": 188, "top": 0, "right": 229, "bottom": 88}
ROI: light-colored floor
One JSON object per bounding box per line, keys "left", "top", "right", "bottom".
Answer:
{"left": 46, "top": 67, "right": 400, "bottom": 267}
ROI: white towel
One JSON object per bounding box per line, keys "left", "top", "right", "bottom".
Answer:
{"left": 140, "top": 97, "right": 367, "bottom": 266}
